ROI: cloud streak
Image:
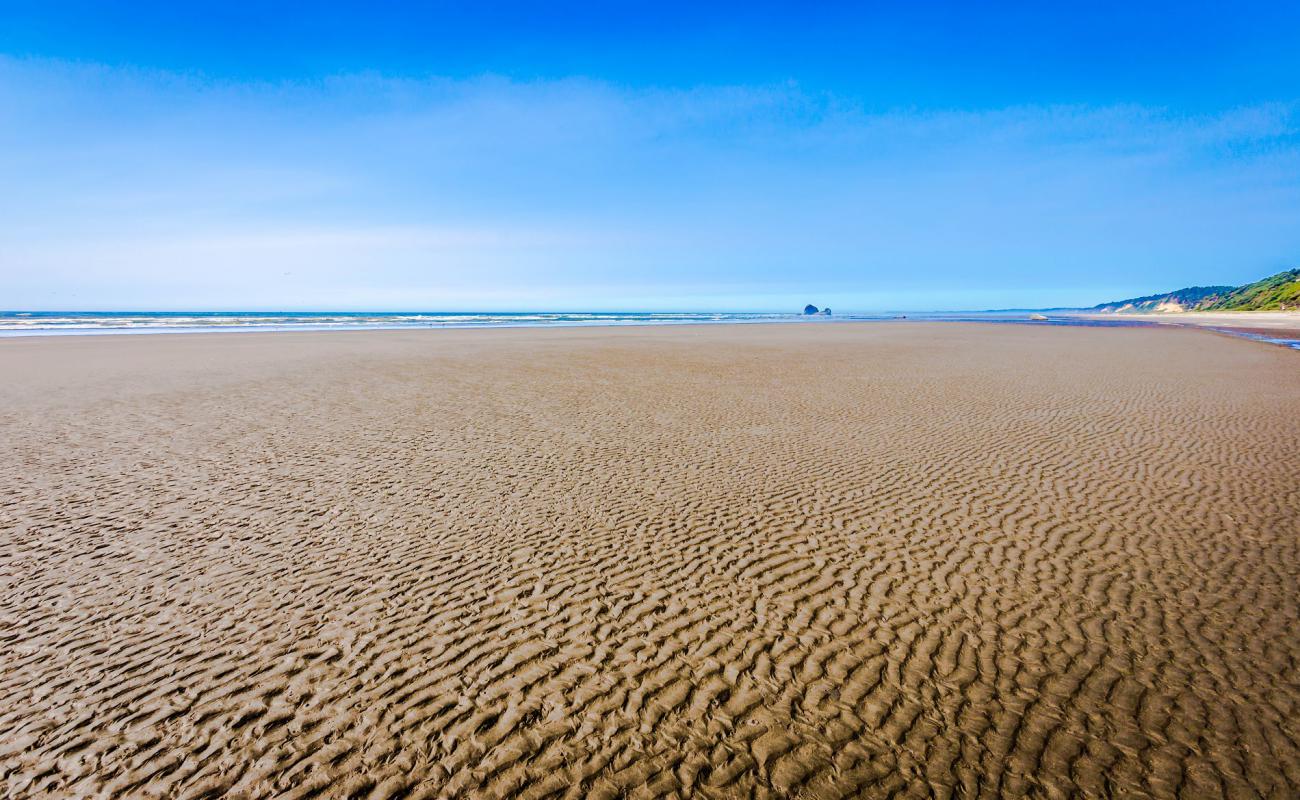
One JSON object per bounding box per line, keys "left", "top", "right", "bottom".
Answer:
{"left": 2, "top": 56, "right": 1298, "bottom": 310}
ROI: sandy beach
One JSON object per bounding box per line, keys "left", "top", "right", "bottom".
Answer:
{"left": 2, "top": 322, "right": 1298, "bottom": 799}
{"left": 1072, "top": 310, "right": 1300, "bottom": 340}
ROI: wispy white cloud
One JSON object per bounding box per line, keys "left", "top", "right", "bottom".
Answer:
{"left": 1, "top": 56, "right": 1298, "bottom": 310}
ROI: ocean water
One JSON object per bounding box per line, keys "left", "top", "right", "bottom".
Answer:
{"left": 0, "top": 310, "right": 889, "bottom": 336}
{"left": 1, "top": 310, "right": 1296, "bottom": 349}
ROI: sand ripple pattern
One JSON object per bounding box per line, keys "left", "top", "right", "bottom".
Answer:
{"left": 2, "top": 324, "right": 1298, "bottom": 799}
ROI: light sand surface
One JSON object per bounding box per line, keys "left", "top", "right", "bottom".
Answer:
{"left": 1073, "top": 310, "right": 1300, "bottom": 338}
{"left": 2, "top": 322, "right": 1299, "bottom": 799}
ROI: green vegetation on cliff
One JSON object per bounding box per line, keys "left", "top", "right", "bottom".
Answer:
{"left": 1089, "top": 285, "right": 1232, "bottom": 313}
{"left": 1091, "top": 269, "right": 1300, "bottom": 312}
{"left": 1201, "top": 269, "right": 1300, "bottom": 310}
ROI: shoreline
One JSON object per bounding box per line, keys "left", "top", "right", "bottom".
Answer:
{"left": 3, "top": 312, "right": 1298, "bottom": 352}
{"left": 0, "top": 311, "right": 870, "bottom": 338}
{"left": 1068, "top": 309, "right": 1300, "bottom": 335}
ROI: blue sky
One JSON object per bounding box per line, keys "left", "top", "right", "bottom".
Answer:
{"left": 2, "top": 2, "right": 1299, "bottom": 311}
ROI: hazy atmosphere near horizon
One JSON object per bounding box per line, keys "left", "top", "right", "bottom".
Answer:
{"left": 3, "top": 1, "right": 1300, "bottom": 311}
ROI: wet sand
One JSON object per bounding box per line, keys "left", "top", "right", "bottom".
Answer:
{"left": 1073, "top": 310, "right": 1300, "bottom": 340}
{"left": 2, "top": 322, "right": 1298, "bottom": 799}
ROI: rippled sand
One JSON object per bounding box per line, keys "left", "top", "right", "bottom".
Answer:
{"left": 2, "top": 323, "right": 1298, "bottom": 799}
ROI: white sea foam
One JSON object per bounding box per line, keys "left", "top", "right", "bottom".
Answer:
{"left": 2, "top": 311, "right": 1296, "bottom": 349}
{"left": 0, "top": 311, "right": 861, "bottom": 336}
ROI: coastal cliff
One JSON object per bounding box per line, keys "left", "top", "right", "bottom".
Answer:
{"left": 1091, "top": 269, "right": 1300, "bottom": 312}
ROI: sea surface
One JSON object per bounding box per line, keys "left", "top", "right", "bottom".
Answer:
{"left": 1, "top": 310, "right": 1297, "bottom": 349}
{"left": 0, "top": 311, "right": 892, "bottom": 335}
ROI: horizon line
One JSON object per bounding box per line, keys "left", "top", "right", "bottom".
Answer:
{"left": 1, "top": 306, "right": 1093, "bottom": 315}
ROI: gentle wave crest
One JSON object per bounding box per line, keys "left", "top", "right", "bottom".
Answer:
{"left": 2, "top": 311, "right": 1296, "bottom": 349}
{"left": 0, "top": 311, "right": 891, "bottom": 336}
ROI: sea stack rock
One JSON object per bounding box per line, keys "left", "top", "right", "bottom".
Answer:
{"left": 820, "top": 308, "right": 832, "bottom": 316}
{"left": 803, "top": 304, "right": 820, "bottom": 315}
